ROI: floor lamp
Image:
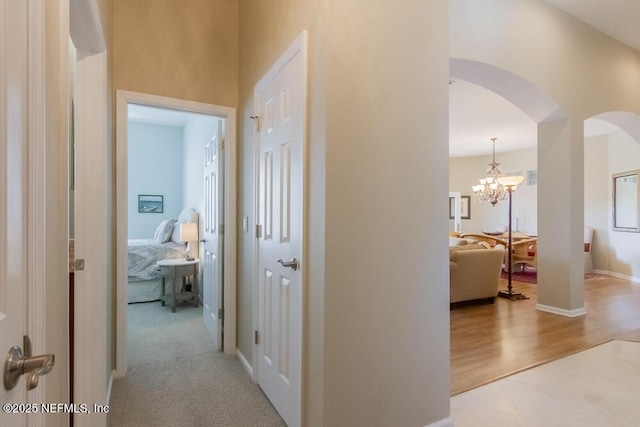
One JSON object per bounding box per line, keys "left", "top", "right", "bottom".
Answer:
{"left": 496, "top": 175, "right": 528, "bottom": 300}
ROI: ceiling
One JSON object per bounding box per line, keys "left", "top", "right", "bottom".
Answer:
{"left": 128, "top": 104, "right": 195, "bottom": 127}
{"left": 450, "top": 1, "right": 638, "bottom": 158}
{"left": 449, "top": 79, "right": 619, "bottom": 158}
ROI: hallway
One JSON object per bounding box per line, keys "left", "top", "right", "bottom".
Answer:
{"left": 108, "top": 302, "right": 285, "bottom": 426}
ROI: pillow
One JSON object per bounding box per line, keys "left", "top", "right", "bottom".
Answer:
{"left": 154, "top": 219, "right": 177, "bottom": 243}
{"left": 449, "top": 243, "right": 488, "bottom": 254}
{"left": 449, "top": 237, "right": 469, "bottom": 247}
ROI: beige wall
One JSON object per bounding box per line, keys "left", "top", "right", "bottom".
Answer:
{"left": 239, "top": 0, "right": 450, "bottom": 425}
{"left": 585, "top": 131, "right": 640, "bottom": 280}
{"left": 584, "top": 134, "right": 610, "bottom": 271}
{"left": 451, "top": 0, "right": 640, "bottom": 118}
{"left": 323, "top": 2, "right": 450, "bottom": 424}
{"left": 606, "top": 132, "right": 640, "bottom": 280}
{"left": 113, "top": 0, "right": 238, "bottom": 108}
{"left": 450, "top": 148, "right": 538, "bottom": 235}
{"left": 238, "top": 1, "right": 326, "bottom": 424}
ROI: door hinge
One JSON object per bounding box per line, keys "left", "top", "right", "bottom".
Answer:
{"left": 219, "top": 224, "right": 225, "bottom": 235}
{"left": 250, "top": 115, "right": 261, "bottom": 132}
{"left": 256, "top": 224, "right": 262, "bottom": 239}
{"left": 254, "top": 330, "right": 259, "bottom": 345}
{"left": 219, "top": 139, "right": 225, "bottom": 151}
{"left": 218, "top": 308, "right": 224, "bottom": 321}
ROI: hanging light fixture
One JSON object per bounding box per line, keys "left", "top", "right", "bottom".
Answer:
{"left": 472, "top": 137, "right": 507, "bottom": 206}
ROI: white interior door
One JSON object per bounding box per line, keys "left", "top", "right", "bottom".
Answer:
{"left": 256, "top": 34, "right": 305, "bottom": 427}
{"left": 202, "top": 119, "right": 225, "bottom": 350}
{"left": 0, "top": 0, "right": 29, "bottom": 421}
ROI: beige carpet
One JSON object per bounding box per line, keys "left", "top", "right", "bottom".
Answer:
{"left": 107, "top": 301, "right": 285, "bottom": 427}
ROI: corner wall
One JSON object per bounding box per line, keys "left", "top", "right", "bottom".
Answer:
{"left": 239, "top": 0, "right": 450, "bottom": 425}
{"left": 585, "top": 131, "right": 640, "bottom": 281}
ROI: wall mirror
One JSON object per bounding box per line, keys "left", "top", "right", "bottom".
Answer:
{"left": 612, "top": 170, "right": 640, "bottom": 232}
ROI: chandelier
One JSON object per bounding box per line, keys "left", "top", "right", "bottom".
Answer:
{"left": 472, "top": 137, "right": 507, "bottom": 206}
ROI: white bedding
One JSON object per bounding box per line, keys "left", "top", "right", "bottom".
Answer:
{"left": 127, "top": 208, "right": 198, "bottom": 303}
{"left": 127, "top": 239, "right": 187, "bottom": 281}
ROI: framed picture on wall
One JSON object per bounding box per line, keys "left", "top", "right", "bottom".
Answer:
{"left": 460, "top": 195, "right": 471, "bottom": 220}
{"left": 449, "top": 195, "right": 471, "bottom": 220}
{"left": 138, "top": 195, "right": 163, "bottom": 213}
{"left": 449, "top": 197, "right": 455, "bottom": 219}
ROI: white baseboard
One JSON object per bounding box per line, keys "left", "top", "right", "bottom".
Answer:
{"left": 106, "top": 370, "right": 115, "bottom": 406}
{"left": 424, "top": 417, "right": 454, "bottom": 427}
{"left": 237, "top": 348, "right": 253, "bottom": 378}
{"left": 594, "top": 269, "right": 640, "bottom": 284}
{"left": 536, "top": 304, "right": 587, "bottom": 317}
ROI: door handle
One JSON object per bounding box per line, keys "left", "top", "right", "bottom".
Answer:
{"left": 277, "top": 258, "right": 299, "bottom": 271}
{"left": 4, "top": 336, "right": 54, "bottom": 391}
{"left": 199, "top": 239, "right": 208, "bottom": 243}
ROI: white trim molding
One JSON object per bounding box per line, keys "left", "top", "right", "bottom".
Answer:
{"left": 536, "top": 304, "right": 587, "bottom": 317}
{"left": 106, "top": 370, "right": 115, "bottom": 406}
{"left": 115, "top": 90, "right": 237, "bottom": 377}
{"left": 594, "top": 269, "right": 640, "bottom": 284}
{"left": 74, "top": 47, "right": 110, "bottom": 427}
{"left": 237, "top": 349, "right": 254, "bottom": 379}
{"left": 424, "top": 417, "right": 454, "bottom": 427}
{"left": 69, "top": 0, "right": 105, "bottom": 53}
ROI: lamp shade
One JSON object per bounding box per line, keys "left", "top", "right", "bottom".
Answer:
{"left": 497, "top": 175, "right": 524, "bottom": 188}
{"left": 178, "top": 222, "right": 198, "bottom": 242}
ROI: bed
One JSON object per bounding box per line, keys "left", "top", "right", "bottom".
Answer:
{"left": 127, "top": 208, "right": 199, "bottom": 303}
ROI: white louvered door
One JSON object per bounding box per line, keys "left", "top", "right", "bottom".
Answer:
{"left": 256, "top": 34, "right": 305, "bottom": 427}
{"left": 203, "top": 120, "right": 224, "bottom": 350}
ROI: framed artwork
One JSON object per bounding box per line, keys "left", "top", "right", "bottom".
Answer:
{"left": 449, "top": 195, "right": 471, "bottom": 220}
{"left": 460, "top": 195, "right": 471, "bottom": 220}
{"left": 449, "top": 197, "right": 455, "bottom": 219}
{"left": 138, "top": 195, "right": 163, "bottom": 213}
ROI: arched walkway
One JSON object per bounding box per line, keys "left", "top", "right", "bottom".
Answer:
{"left": 450, "top": 57, "right": 589, "bottom": 316}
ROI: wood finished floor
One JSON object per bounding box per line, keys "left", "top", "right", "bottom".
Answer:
{"left": 450, "top": 273, "right": 640, "bottom": 396}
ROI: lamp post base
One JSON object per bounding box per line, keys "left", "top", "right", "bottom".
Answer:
{"left": 497, "top": 289, "right": 529, "bottom": 300}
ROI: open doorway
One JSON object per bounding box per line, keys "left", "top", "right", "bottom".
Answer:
{"left": 115, "top": 91, "right": 237, "bottom": 377}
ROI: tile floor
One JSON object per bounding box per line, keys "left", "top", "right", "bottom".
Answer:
{"left": 450, "top": 340, "right": 640, "bottom": 426}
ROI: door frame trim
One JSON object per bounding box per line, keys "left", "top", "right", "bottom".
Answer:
{"left": 252, "top": 31, "right": 307, "bottom": 426}
{"left": 115, "top": 90, "right": 237, "bottom": 376}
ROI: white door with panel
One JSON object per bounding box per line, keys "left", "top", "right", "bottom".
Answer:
{"left": 203, "top": 119, "right": 225, "bottom": 350}
{"left": 0, "top": 0, "right": 29, "bottom": 419}
{"left": 1, "top": 0, "right": 55, "bottom": 423}
{"left": 256, "top": 34, "right": 306, "bottom": 427}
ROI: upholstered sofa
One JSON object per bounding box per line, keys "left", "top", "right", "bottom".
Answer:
{"left": 449, "top": 243, "right": 505, "bottom": 304}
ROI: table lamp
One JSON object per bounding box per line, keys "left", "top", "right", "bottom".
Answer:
{"left": 179, "top": 222, "right": 198, "bottom": 261}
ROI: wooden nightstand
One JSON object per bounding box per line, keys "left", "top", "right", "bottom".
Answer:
{"left": 157, "top": 258, "right": 199, "bottom": 313}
